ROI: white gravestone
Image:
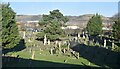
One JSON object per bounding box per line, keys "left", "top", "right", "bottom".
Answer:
{"left": 48, "top": 40, "right": 50, "bottom": 45}
{"left": 44, "top": 34, "right": 47, "bottom": 45}
{"left": 55, "top": 40, "right": 58, "bottom": 47}
{"left": 104, "top": 39, "right": 106, "bottom": 48}
{"left": 23, "top": 31, "right": 26, "bottom": 39}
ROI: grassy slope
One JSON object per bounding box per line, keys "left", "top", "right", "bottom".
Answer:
{"left": 5, "top": 50, "right": 99, "bottom": 67}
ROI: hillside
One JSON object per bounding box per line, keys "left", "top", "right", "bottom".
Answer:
{"left": 16, "top": 14, "right": 114, "bottom": 28}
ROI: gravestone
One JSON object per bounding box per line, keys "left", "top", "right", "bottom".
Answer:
{"left": 112, "top": 40, "right": 115, "bottom": 50}
{"left": 67, "top": 42, "right": 70, "bottom": 50}
{"left": 104, "top": 39, "right": 106, "bottom": 48}
{"left": 88, "top": 62, "right": 91, "bottom": 65}
{"left": 29, "top": 48, "right": 31, "bottom": 53}
{"left": 95, "top": 41, "right": 99, "bottom": 46}
{"left": 77, "top": 53, "right": 79, "bottom": 59}
{"left": 58, "top": 42, "right": 61, "bottom": 54}
{"left": 64, "top": 59, "right": 67, "bottom": 63}
{"left": 48, "top": 39, "right": 50, "bottom": 45}
{"left": 23, "top": 31, "right": 26, "bottom": 39}
{"left": 84, "top": 38, "right": 88, "bottom": 45}
{"left": 50, "top": 48, "right": 53, "bottom": 55}
{"left": 82, "top": 32, "right": 85, "bottom": 39}
{"left": 78, "top": 33, "right": 80, "bottom": 38}
{"left": 63, "top": 48, "right": 66, "bottom": 53}
{"left": 31, "top": 51, "right": 35, "bottom": 59}
{"left": 44, "top": 34, "right": 47, "bottom": 45}
{"left": 55, "top": 40, "right": 58, "bottom": 47}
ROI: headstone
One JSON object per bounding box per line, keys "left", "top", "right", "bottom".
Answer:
{"left": 55, "top": 41, "right": 58, "bottom": 47}
{"left": 84, "top": 38, "right": 87, "bottom": 45}
{"left": 44, "top": 34, "right": 47, "bottom": 45}
{"left": 31, "top": 51, "right": 35, "bottom": 59}
{"left": 88, "top": 62, "right": 91, "bottom": 65}
{"left": 104, "top": 39, "right": 106, "bottom": 48}
{"left": 95, "top": 41, "right": 99, "bottom": 46}
{"left": 82, "top": 32, "right": 85, "bottom": 39}
{"left": 75, "top": 37, "right": 78, "bottom": 41}
{"left": 58, "top": 42, "right": 61, "bottom": 54}
{"left": 50, "top": 48, "right": 53, "bottom": 55}
{"left": 86, "top": 34, "right": 89, "bottom": 39}
{"left": 78, "top": 33, "right": 80, "bottom": 38}
{"left": 48, "top": 40, "right": 50, "bottom": 45}
{"left": 29, "top": 48, "right": 31, "bottom": 53}
{"left": 72, "top": 51, "right": 75, "bottom": 54}
{"left": 28, "top": 38, "right": 31, "bottom": 42}
{"left": 39, "top": 48, "right": 41, "bottom": 51}
{"left": 67, "top": 42, "right": 70, "bottom": 50}
{"left": 64, "top": 59, "right": 67, "bottom": 63}
{"left": 63, "top": 48, "right": 66, "bottom": 53}
{"left": 83, "top": 35, "right": 85, "bottom": 39}
{"left": 77, "top": 53, "right": 79, "bottom": 59}
{"left": 63, "top": 41, "right": 67, "bottom": 45}
{"left": 112, "top": 40, "right": 115, "bottom": 49}
{"left": 23, "top": 31, "right": 26, "bottom": 39}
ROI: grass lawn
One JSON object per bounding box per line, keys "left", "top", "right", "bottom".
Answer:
{"left": 4, "top": 50, "right": 99, "bottom": 67}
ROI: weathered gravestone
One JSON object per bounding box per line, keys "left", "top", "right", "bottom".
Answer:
{"left": 77, "top": 53, "right": 79, "bottom": 59}
{"left": 31, "top": 51, "right": 35, "bottom": 59}
{"left": 112, "top": 40, "right": 115, "bottom": 50}
{"left": 44, "top": 34, "right": 47, "bottom": 45}
{"left": 50, "top": 48, "right": 53, "bottom": 55}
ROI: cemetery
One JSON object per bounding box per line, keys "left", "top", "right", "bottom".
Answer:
{"left": 1, "top": 2, "right": 120, "bottom": 69}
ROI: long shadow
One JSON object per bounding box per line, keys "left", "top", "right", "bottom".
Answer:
{"left": 2, "top": 56, "right": 103, "bottom": 69}
{"left": 70, "top": 43, "right": 120, "bottom": 69}
{"left": 2, "top": 39, "right": 26, "bottom": 54}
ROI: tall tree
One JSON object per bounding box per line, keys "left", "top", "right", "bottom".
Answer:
{"left": 2, "top": 3, "right": 20, "bottom": 49}
{"left": 37, "top": 9, "right": 68, "bottom": 40}
{"left": 112, "top": 19, "right": 120, "bottom": 39}
{"left": 86, "top": 14, "right": 102, "bottom": 36}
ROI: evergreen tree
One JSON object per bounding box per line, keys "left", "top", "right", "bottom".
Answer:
{"left": 112, "top": 19, "right": 120, "bottom": 39}
{"left": 86, "top": 14, "right": 102, "bottom": 36}
{"left": 37, "top": 9, "right": 68, "bottom": 40}
{"left": 2, "top": 3, "right": 20, "bottom": 49}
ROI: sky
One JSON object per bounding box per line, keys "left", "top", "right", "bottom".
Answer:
{"left": 9, "top": 2, "right": 118, "bottom": 17}
{"left": 2, "top": 0, "right": 120, "bottom": 2}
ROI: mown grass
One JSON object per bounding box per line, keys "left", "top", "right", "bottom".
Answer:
{"left": 5, "top": 49, "right": 99, "bottom": 67}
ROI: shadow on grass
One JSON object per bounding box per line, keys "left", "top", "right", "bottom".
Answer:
{"left": 2, "top": 39, "right": 26, "bottom": 54}
{"left": 70, "top": 43, "right": 120, "bottom": 69}
{"left": 2, "top": 56, "right": 103, "bottom": 69}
